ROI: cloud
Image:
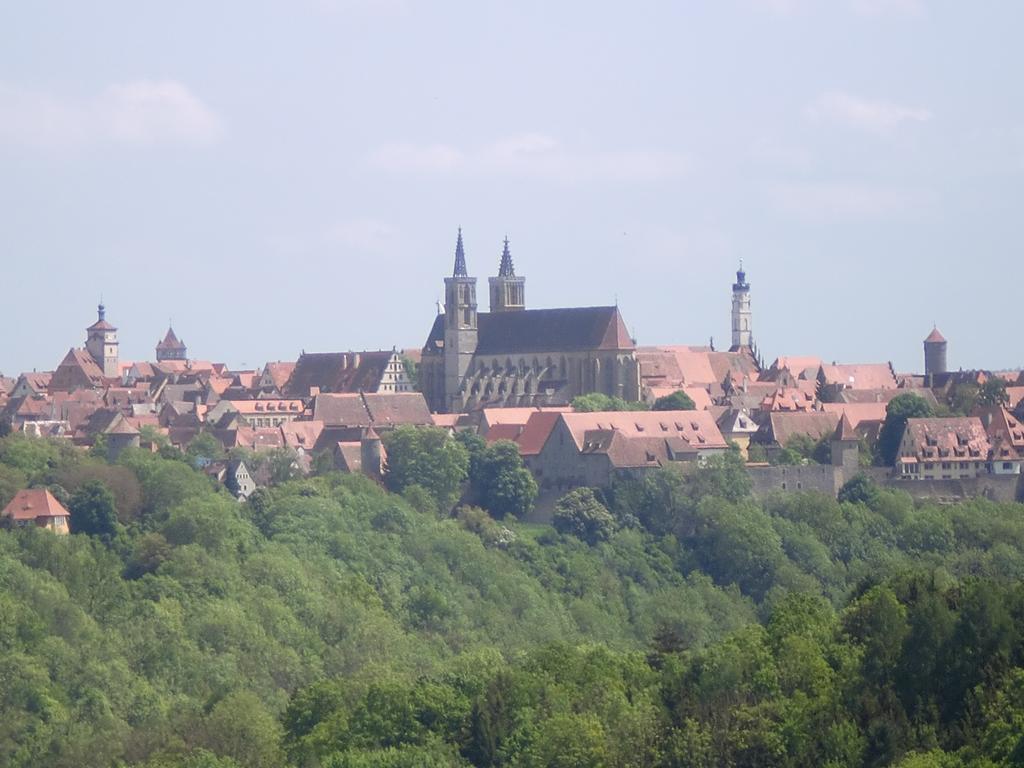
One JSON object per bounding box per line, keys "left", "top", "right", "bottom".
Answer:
{"left": 0, "top": 80, "right": 223, "bottom": 149}
{"left": 368, "top": 133, "right": 688, "bottom": 183}
{"left": 769, "top": 181, "right": 929, "bottom": 218}
{"left": 804, "top": 90, "right": 931, "bottom": 134}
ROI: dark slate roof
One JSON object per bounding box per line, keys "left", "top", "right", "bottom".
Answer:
{"left": 157, "top": 327, "right": 186, "bottom": 350}
{"left": 423, "top": 306, "right": 634, "bottom": 356}
{"left": 284, "top": 351, "right": 393, "bottom": 397}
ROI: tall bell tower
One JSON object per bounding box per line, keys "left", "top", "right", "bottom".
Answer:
{"left": 85, "top": 302, "right": 120, "bottom": 378}
{"left": 443, "top": 228, "right": 478, "bottom": 410}
{"left": 730, "top": 262, "right": 752, "bottom": 352}
{"left": 488, "top": 236, "right": 526, "bottom": 312}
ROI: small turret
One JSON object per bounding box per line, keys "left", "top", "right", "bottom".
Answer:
{"left": 924, "top": 326, "right": 947, "bottom": 378}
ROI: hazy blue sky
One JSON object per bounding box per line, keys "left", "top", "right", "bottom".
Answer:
{"left": 2, "top": 1, "right": 1021, "bottom": 376}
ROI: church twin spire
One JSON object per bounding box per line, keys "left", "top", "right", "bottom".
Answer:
{"left": 453, "top": 227, "right": 468, "bottom": 277}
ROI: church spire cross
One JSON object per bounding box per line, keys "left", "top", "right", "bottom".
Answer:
{"left": 498, "top": 236, "right": 515, "bottom": 277}
{"left": 453, "top": 227, "right": 468, "bottom": 277}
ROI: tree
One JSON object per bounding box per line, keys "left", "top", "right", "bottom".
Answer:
{"left": 186, "top": 432, "right": 224, "bottom": 465}
{"left": 382, "top": 426, "right": 469, "bottom": 512}
{"left": 471, "top": 440, "right": 537, "bottom": 519}
{"left": 68, "top": 481, "right": 119, "bottom": 540}
{"left": 877, "top": 394, "right": 933, "bottom": 466}
{"left": 652, "top": 390, "right": 696, "bottom": 411}
{"left": 979, "top": 378, "right": 1010, "bottom": 407}
{"left": 553, "top": 488, "right": 615, "bottom": 544}
{"left": 838, "top": 474, "right": 881, "bottom": 506}
{"left": 571, "top": 393, "right": 648, "bottom": 412}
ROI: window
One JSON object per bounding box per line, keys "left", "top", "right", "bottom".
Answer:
{"left": 941, "top": 462, "right": 951, "bottom": 470}
{"left": 1004, "top": 462, "right": 1014, "bottom": 470}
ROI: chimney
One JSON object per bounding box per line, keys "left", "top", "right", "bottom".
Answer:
{"left": 309, "top": 386, "right": 320, "bottom": 397}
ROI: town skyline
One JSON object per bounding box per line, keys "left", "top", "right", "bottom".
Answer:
{"left": 0, "top": 250, "right": 1007, "bottom": 379}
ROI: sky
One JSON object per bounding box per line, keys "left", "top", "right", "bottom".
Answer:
{"left": 1, "top": 0, "right": 1021, "bottom": 376}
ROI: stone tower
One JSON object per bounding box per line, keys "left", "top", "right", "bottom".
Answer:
{"left": 156, "top": 326, "right": 187, "bottom": 362}
{"left": 488, "top": 236, "right": 526, "bottom": 312}
{"left": 85, "top": 302, "right": 119, "bottom": 378}
{"left": 924, "top": 327, "right": 947, "bottom": 378}
{"left": 443, "top": 228, "right": 478, "bottom": 411}
{"left": 831, "top": 412, "right": 860, "bottom": 478}
{"left": 730, "top": 261, "right": 752, "bottom": 352}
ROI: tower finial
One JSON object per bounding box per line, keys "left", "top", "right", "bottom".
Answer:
{"left": 97, "top": 298, "right": 106, "bottom": 322}
{"left": 453, "top": 227, "right": 467, "bottom": 277}
{"left": 498, "top": 235, "right": 514, "bottom": 277}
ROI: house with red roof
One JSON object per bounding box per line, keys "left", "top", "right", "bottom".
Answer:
{"left": 896, "top": 417, "right": 992, "bottom": 480}
{"left": 525, "top": 410, "right": 728, "bottom": 492}
{"left": 2, "top": 489, "right": 71, "bottom": 534}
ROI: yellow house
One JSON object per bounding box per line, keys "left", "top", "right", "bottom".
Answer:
{"left": 2, "top": 488, "right": 71, "bottom": 534}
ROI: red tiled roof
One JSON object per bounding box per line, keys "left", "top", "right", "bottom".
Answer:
{"left": 281, "top": 419, "right": 324, "bottom": 450}
{"left": 2, "top": 488, "right": 69, "bottom": 521}
{"left": 902, "top": 417, "right": 991, "bottom": 461}
{"left": 484, "top": 423, "right": 524, "bottom": 443}
{"left": 362, "top": 392, "right": 432, "bottom": 427}
{"left": 924, "top": 327, "right": 946, "bottom": 343}
{"left": 766, "top": 412, "right": 841, "bottom": 446}
{"left": 560, "top": 410, "right": 727, "bottom": 451}
{"left": 515, "top": 411, "right": 563, "bottom": 456}
{"left": 822, "top": 402, "right": 888, "bottom": 429}
{"left": 819, "top": 363, "right": 897, "bottom": 390}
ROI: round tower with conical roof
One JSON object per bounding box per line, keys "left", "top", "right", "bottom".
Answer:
{"left": 924, "top": 326, "right": 947, "bottom": 378}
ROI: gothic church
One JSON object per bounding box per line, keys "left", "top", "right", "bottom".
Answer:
{"left": 420, "top": 230, "right": 640, "bottom": 413}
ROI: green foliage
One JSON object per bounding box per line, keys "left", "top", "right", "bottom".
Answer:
{"left": 571, "top": 392, "right": 649, "bottom": 412}
{"left": 381, "top": 426, "right": 468, "bottom": 512}
{"left": 979, "top": 377, "right": 1010, "bottom": 407}
{"left": 838, "top": 473, "right": 881, "bottom": 506}
{"left": 552, "top": 488, "right": 615, "bottom": 545}
{"left": 878, "top": 393, "right": 934, "bottom": 466}
{"left": 652, "top": 390, "right": 696, "bottom": 411}
{"left": 468, "top": 440, "right": 537, "bottom": 519}
{"left": 4, "top": 435, "right": 1024, "bottom": 766}
{"left": 68, "top": 480, "right": 120, "bottom": 540}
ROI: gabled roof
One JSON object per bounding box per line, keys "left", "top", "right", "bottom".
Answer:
{"left": 284, "top": 351, "right": 396, "bottom": 397}
{"left": 514, "top": 411, "right": 563, "bottom": 456}
{"left": 765, "top": 412, "right": 841, "bottom": 447}
{"left": 104, "top": 412, "right": 140, "bottom": 436}
{"left": 361, "top": 392, "right": 432, "bottom": 427}
{"left": 559, "top": 410, "right": 727, "bottom": 452}
{"left": 424, "top": 306, "right": 634, "bottom": 356}
{"left": 2, "top": 488, "right": 69, "bottom": 521}
{"left": 822, "top": 402, "right": 888, "bottom": 429}
{"left": 49, "top": 349, "right": 106, "bottom": 392}
{"left": 819, "top": 363, "right": 897, "bottom": 390}
{"left": 902, "top": 417, "right": 990, "bottom": 460}
{"left": 261, "top": 362, "right": 297, "bottom": 390}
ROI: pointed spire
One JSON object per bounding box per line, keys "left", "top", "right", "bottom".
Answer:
{"left": 453, "top": 227, "right": 467, "bottom": 277}
{"left": 498, "top": 236, "right": 515, "bottom": 277}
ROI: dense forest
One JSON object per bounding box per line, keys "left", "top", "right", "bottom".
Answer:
{"left": 2, "top": 431, "right": 1024, "bottom": 767}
